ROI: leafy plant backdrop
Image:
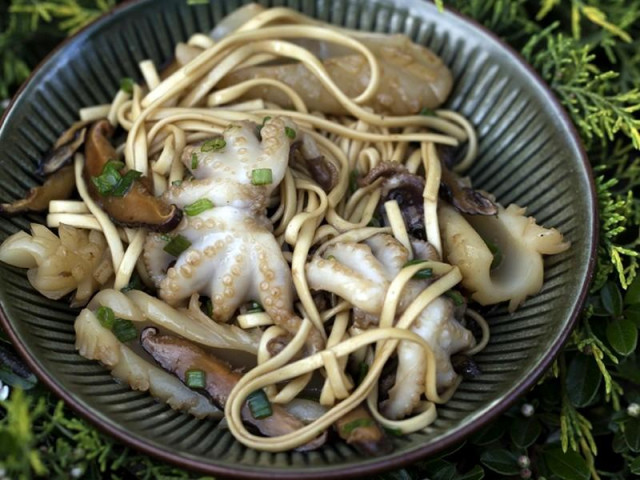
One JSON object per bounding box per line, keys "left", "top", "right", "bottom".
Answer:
{"left": 0, "top": 0, "right": 639, "bottom": 479}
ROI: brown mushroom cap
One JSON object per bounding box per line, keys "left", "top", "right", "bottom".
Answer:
{"left": 0, "top": 165, "right": 75, "bottom": 215}
{"left": 38, "top": 120, "right": 90, "bottom": 175}
{"left": 84, "top": 120, "right": 182, "bottom": 232}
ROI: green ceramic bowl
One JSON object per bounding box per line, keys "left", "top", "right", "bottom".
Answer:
{"left": 0, "top": 0, "right": 596, "bottom": 478}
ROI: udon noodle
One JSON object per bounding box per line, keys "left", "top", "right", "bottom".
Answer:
{"left": 0, "top": 4, "right": 570, "bottom": 453}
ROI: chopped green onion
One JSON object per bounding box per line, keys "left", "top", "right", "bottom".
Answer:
{"left": 96, "top": 306, "right": 115, "bottom": 329}
{"left": 120, "top": 273, "right": 144, "bottom": 293}
{"left": 419, "top": 107, "right": 435, "bottom": 116}
{"left": 91, "top": 160, "right": 141, "bottom": 197}
{"left": 201, "top": 137, "right": 226, "bottom": 152}
{"left": 485, "top": 239, "right": 503, "bottom": 270}
{"left": 120, "top": 77, "right": 134, "bottom": 94}
{"left": 201, "top": 297, "right": 213, "bottom": 318}
{"left": 185, "top": 369, "right": 206, "bottom": 388}
{"left": 251, "top": 168, "right": 273, "bottom": 185}
{"left": 384, "top": 427, "right": 403, "bottom": 437}
{"left": 247, "top": 301, "right": 264, "bottom": 313}
{"left": 445, "top": 290, "right": 465, "bottom": 306}
{"left": 341, "top": 418, "right": 374, "bottom": 435}
{"left": 357, "top": 362, "right": 369, "bottom": 386}
{"left": 284, "top": 126, "right": 296, "bottom": 139}
{"left": 403, "top": 259, "right": 433, "bottom": 279}
{"left": 184, "top": 198, "right": 214, "bottom": 216}
{"left": 172, "top": 180, "right": 183, "bottom": 187}
{"left": 247, "top": 389, "right": 272, "bottom": 419}
{"left": 326, "top": 255, "right": 336, "bottom": 261}
{"left": 349, "top": 169, "right": 359, "bottom": 194}
{"left": 163, "top": 234, "right": 192, "bottom": 257}
{"left": 112, "top": 319, "right": 137, "bottom": 343}
{"left": 191, "top": 153, "right": 199, "bottom": 169}
{"left": 262, "top": 116, "right": 272, "bottom": 125}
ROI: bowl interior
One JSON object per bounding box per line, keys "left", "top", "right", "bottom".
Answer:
{"left": 0, "top": 0, "right": 595, "bottom": 478}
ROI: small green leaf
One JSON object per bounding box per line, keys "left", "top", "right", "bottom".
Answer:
{"left": 566, "top": 353, "right": 602, "bottom": 407}
{"left": 544, "top": 447, "right": 590, "bottom": 480}
{"left": 613, "top": 430, "right": 629, "bottom": 453}
{"left": 601, "top": 281, "right": 623, "bottom": 316}
{"left": 625, "top": 304, "right": 640, "bottom": 328}
{"left": 470, "top": 420, "right": 506, "bottom": 446}
{"left": 479, "top": 449, "right": 519, "bottom": 475}
{"left": 509, "top": 416, "right": 542, "bottom": 449}
{"left": 457, "top": 465, "right": 485, "bottom": 480}
{"left": 606, "top": 318, "right": 638, "bottom": 356}
{"left": 625, "top": 417, "right": 640, "bottom": 452}
{"left": 430, "top": 464, "right": 457, "bottom": 480}
{"left": 626, "top": 276, "right": 640, "bottom": 305}
{"left": 629, "top": 456, "right": 640, "bottom": 474}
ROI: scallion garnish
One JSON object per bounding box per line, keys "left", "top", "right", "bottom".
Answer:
{"left": 247, "top": 301, "right": 264, "bottom": 314}
{"left": 185, "top": 369, "right": 206, "bottom": 388}
{"left": 384, "top": 427, "right": 403, "bottom": 437}
{"left": 251, "top": 168, "right": 273, "bottom": 185}
{"left": 191, "top": 153, "right": 199, "bottom": 169}
{"left": 357, "top": 362, "right": 369, "bottom": 386}
{"left": 341, "top": 418, "right": 374, "bottom": 435}
{"left": 485, "top": 239, "right": 503, "bottom": 270}
{"left": 419, "top": 107, "right": 435, "bottom": 116}
{"left": 120, "top": 77, "right": 134, "bottom": 94}
{"left": 201, "top": 137, "right": 226, "bottom": 152}
{"left": 445, "top": 290, "right": 465, "bottom": 306}
{"left": 112, "top": 318, "right": 138, "bottom": 343}
{"left": 163, "top": 234, "right": 192, "bottom": 257}
{"left": 403, "top": 259, "right": 433, "bottom": 279}
{"left": 184, "top": 198, "right": 214, "bottom": 216}
{"left": 284, "top": 126, "right": 296, "bottom": 139}
{"left": 96, "top": 306, "right": 115, "bottom": 329}
{"left": 247, "top": 389, "right": 272, "bottom": 419}
{"left": 91, "top": 160, "right": 141, "bottom": 197}
{"left": 120, "top": 273, "right": 144, "bottom": 293}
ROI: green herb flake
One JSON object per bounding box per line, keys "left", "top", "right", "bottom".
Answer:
{"left": 251, "top": 168, "right": 273, "bottom": 186}
{"left": 284, "top": 126, "right": 296, "bottom": 139}
{"left": 112, "top": 319, "right": 137, "bottom": 343}
{"left": 184, "top": 198, "right": 214, "bottom": 216}
{"left": 357, "top": 362, "right": 369, "bottom": 385}
{"left": 247, "top": 389, "right": 272, "bottom": 419}
{"left": 445, "top": 290, "right": 465, "bottom": 306}
{"left": 403, "top": 259, "right": 433, "bottom": 279}
{"left": 163, "top": 234, "right": 192, "bottom": 257}
{"left": 119, "top": 77, "right": 134, "bottom": 94}
{"left": 96, "top": 306, "right": 115, "bottom": 329}
{"left": 419, "top": 107, "right": 435, "bottom": 116}
{"left": 200, "top": 137, "right": 226, "bottom": 152}
{"left": 191, "top": 153, "right": 199, "bottom": 169}
{"left": 185, "top": 369, "right": 206, "bottom": 388}
{"left": 91, "top": 160, "right": 141, "bottom": 197}
{"left": 341, "top": 418, "right": 374, "bottom": 435}
{"left": 383, "top": 427, "right": 403, "bottom": 437}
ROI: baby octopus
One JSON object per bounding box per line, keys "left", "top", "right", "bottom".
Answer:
{"left": 143, "top": 117, "right": 323, "bottom": 353}
{"left": 306, "top": 233, "right": 475, "bottom": 419}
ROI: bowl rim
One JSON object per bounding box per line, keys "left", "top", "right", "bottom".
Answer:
{"left": 0, "top": 0, "right": 598, "bottom": 478}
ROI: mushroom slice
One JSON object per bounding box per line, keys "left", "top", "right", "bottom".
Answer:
{"left": 84, "top": 120, "right": 182, "bottom": 232}
{"left": 39, "top": 120, "right": 90, "bottom": 175}
{"left": 140, "top": 328, "right": 327, "bottom": 450}
{"left": 0, "top": 165, "right": 75, "bottom": 215}
{"left": 439, "top": 163, "right": 497, "bottom": 216}
{"left": 334, "top": 404, "right": 392, "bottom": 456}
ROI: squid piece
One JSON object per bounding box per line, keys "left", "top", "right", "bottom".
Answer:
{"left": 306, "top": 234, "right": 475, "bottom": 419}
{"left": 140, "top": 327, "right": 327, "bottom": 451}
{"left": 74, "top": 309, "right": 220, "bottom": 418}
{"left": 215, "top": 4, "right": 452, "bottom": 114}
{"left": 0, "top": 224, "right": 113, "bottom": 306}
{"left": 143, "top": 117, "right": 324, "bottom": 353}
{"left": 438, "top": 202, "right": 570, "bottom": 311}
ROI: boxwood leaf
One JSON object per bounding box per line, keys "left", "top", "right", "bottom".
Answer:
{"left": 625, "top": 417, "right": 640, "bottom": 452}
{"left": 567, "top": 354, "right": 602, "bottom": 407}
{"left": 544, "top": 448, "right": 590, "bottom": 480}
{"left": 601, "top": 281, "right": 623, "bottom": 316}
{"left": 626, "top": 304, "right": 640, "bottom": 328}
{"left": 606, "top": 318, "right": 638, "bottom": 356}
{"left": 457, "top": 465, "right": 484, "bottom": 480}
{"left": 470, "top": 420, "right": 505, "bottom": 446}
{"left": 625, "top": 276, "right": 640, "bottom": 305}
{"left": 509, "top": 416, "right": 542, "bottom": 448}
{"left": 429, "top": 463, "right": 457, "bottom": 480}
{"left": 479, "top": 449, "right": 519, "bottom": 475}
{"left": 630, "top": 456, "right": 640, "bottom": 475}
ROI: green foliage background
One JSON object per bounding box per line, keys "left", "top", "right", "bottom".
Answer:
{"left": 1, "top": 0, "right": 640, "bottom": 478}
